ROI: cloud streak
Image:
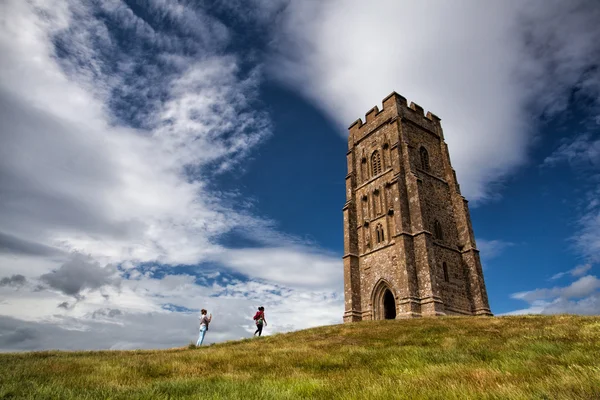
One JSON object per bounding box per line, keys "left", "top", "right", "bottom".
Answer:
{"left": 542, "top": 133, "right": 600, "bottom": 264}
{"left": 512, "top": 275, "right": 600, "bottom": 303}
{"left": 508, "top": 273, "right": 600, "bottom": 315}
{"left": 551, "top": 264, "right": 593, "bottom": 280}
{"left": 477, "top": 239, "right": 515, "bottom": 263}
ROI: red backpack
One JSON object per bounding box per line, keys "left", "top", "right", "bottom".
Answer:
{"left": 253, "top": 311, "right": 264, "bottom": 325}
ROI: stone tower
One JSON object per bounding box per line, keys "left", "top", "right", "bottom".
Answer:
{"left": 342, "top": 92, "right": 492, "bottom": 322}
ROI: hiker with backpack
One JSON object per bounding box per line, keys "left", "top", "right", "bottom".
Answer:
{"left": 253, "top": 306, "right": 267, "bottom": 337}
{"left": 196, "top": 309, "right": 212, "bottom": 346}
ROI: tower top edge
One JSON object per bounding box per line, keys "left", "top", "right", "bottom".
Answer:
{"left": 348, "top": 91, "right": 442, "bottom": 133}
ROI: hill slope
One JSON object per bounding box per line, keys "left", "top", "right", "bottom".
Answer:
{"left": 1, "top": 315, "right": 599, "bottom": 399}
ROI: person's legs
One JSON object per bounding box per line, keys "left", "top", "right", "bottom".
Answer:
{"left": 256, "top": 324, "right": 263, "bottom": 337}
{"left": 197, "top": 327, "right": 207, "bottom": 346}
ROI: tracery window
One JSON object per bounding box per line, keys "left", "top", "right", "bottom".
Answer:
{"left": 376, "top": 223, "right": 385, "bottom": 243}
{"left": 371, "top": 150, "right": 382, "bottom": 176}
{"left": 434, "top": 220, "right": 444, "bottom": 241}
{"left": 373, "top": 189, "right": 381, "bottom": 216}
{"left": 361, "top": 157, "right": 367, "bottom": 182}
{"left": 420, "top": 146, "right": 430, "bottom": 171}
{"left": 443, "top": 262, "right": 449, "bottom": 282}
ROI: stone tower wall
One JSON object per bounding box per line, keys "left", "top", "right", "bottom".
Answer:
{"left": 343, "top": 92, "right": 492, "bottom": 322}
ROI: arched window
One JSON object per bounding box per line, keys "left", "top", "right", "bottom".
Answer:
{"left": 434, "top": 220, "right": 443, "bottom": 241}
{"left": 443, "top": 262, "right": 449, "bottom": 282}
{"left": 376, "top": 224, "right": 385, "bottom": 243}
{"left": 371, "top": 151, "right": 382, "bottom": 176}
{"left": 420, "top": 146, "right": 430, "bottom": 171}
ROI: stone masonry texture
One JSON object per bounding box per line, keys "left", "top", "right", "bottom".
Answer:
{"left": 343, "top": 92, "right": 493, "bottom": 322}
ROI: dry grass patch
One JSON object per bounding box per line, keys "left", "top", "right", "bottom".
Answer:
{"left": 1, "top": 315, "right": 599, "bottom": 399}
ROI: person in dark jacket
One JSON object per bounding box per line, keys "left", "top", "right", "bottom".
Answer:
{"left": 253, "top": 306, "right": 267, "bottom": 337}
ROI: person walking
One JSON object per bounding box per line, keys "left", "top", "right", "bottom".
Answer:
{"left": 196, "top": 309, "right": 212, "bottom": 346}
{"left": 253, "top": 306, "right": 267, "bottom": 337}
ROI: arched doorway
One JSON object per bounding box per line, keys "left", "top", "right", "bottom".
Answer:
{"left": 383, "top": 289, "right": 396, "bottom": 319}
{"left": 371, "top": 279, "right": 397, "bottom": 320}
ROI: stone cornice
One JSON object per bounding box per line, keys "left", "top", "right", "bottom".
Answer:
{"left": 355, "top": 167, "right": 394, "bottom": 191}
{"left": 459, "top": 246, "right": 480, "bottom": 254}
{"left": 392, "top": 230, "right": 432, "bottom": 239}
{"left": 359, "top": 241, "right": 396, "bottom": 257}
{"left": 433, "top": 240, "right": 462, "bottom": 254}
{"left": 415, "top": 168, "right": 448, "bottom": 185}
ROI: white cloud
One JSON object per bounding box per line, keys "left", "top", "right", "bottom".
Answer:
{"left": 542, "top": 133, "right": 600, "bottom": 170}
{"left": 270, "top": 0, "right": 600, "bottom": 202}
{"left": 211, "top": 246, "right": 342, "bottom": 290}
{"left": 551, "top": 264, "right": 593, "bottom": 280}
{"left": 477, "top": 239, "right": 514, "bottom": 263}
{"left": 507, "top": 272, "right": 600, "bottom": 315}
{"left": 573, "top": 186, "right": 600, "bottom": 264}
{"left": 511, "top": 274, "right": 600, "bottom": 305}
{"left": 504, "top": 294, "right": 600, "bottom": 316}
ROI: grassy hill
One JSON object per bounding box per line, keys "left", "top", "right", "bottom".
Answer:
{"left": 1, "top": 315, "right": 599, "bottom": 399}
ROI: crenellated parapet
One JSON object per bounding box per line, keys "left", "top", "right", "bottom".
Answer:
{"left": 348, "top": 92, "right": 442, "bottom": 146}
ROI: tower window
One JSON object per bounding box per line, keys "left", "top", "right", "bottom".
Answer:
{"left": 371, "top": 151, "right": 382, "bottom": 176}
{"left": 443, "top": 262, "right": 449, "bottom": 282}
{"left": 434, "top": 220, "right": 443, "bottom": 241}
{"left": 376, "top": 224, "right": 385, "bottom": 243}
{"left": 420, "top": 146, "right": 430, "bottom": 171}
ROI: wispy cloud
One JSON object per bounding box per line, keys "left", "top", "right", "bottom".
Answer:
{"left": 210, "top": 246, "right": 342, "bottom": 289}
{"left": 542, "top": 133, "right": 600, "bottom": 263}
{"left": 477, "top": 239, "right": 515, "bottom": 263}
{"left": 507, "top": 274, "right": 600, "bottom": 315}
{"left": 512, "top": 275, "right": 600, "bottom": 303}
{"left": 542, "top": 133, "right": 600, "bottom": 170}
{"left": 511, "top": 129, "right": 600, "bottom": 314}
{"left": 551, "top": 264, "right": 593, "bottom": 280}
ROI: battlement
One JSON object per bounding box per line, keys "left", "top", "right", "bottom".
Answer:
{"left": 348, "top": 92, "right": 441, "bottom": 140}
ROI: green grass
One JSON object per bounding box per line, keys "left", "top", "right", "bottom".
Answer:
{"left": 1, "top": 315, "right": 599, "bottom": 399}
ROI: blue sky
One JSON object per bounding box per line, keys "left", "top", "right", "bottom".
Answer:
{"left": 0, "top": 0, "right": 599, "bottom": 350}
